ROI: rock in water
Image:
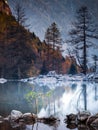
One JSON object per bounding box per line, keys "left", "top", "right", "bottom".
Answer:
{"left": 0, "top": 78, "right": 7, "bottom": 84}
{"left": 65, "top": 114, "right": 77, "bottom": 123}
{"left": 22, "top": 113, "right": 37, "bottom": 124}
{"left": 86, "top": 114, "right": 98, "bottom": 125}
{"left": 23, "top": 113, "right": 37, "bottom": 118}
{"left": 77, "top": 111, "right": 91, "bottom": 123}
{"left": 11, "top": 110, "right": 22, "bottom": 120}
{"left": 91, "top": 118, "right": 98, "bottom": 127}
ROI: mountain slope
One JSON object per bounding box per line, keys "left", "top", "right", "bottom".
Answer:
{"left": 0, "top": 1, "right": 79, "bottom": 79}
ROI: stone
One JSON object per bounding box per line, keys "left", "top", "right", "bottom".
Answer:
{"left": 23, "top": 113, "right": 34, "bottom": 117}
{"left": 11, "top": 110, "right": 23, "bottom": 120}
{"left": 91, "top": 118, "right": 98, "bottom": 127}
{"left": 22, "top": 113, "right": 37, "bottom": 124}
{"left": 77, "top": 111, "right": 91, "bottom": 123}
{"left": 65, "top": 113, "right": 77, "bottom": 123}
{"left": 23, "top": 113, "right": 37, "bottom": 119}
{"left": 86, "top": 114, "right": 98, "bottom": 125}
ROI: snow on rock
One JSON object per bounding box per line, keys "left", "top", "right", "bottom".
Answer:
{"left": 47, "top": 71, "right": 57, "bottom": 76}
{"left": 27, "top": 72, "right": 84, "bottom": 89}
{"left": 20, "top": 71, "right": 96, "bottom": 89}
{"left": 0, "top": 78, "right": 7, "bottom": 84}
{"left": 11, "top": 110, "right": 22, "bottom": 120}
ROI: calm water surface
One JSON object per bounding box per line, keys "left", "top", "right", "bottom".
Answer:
{"left": 0, "top": 80, "right": 98, "bottom": 130}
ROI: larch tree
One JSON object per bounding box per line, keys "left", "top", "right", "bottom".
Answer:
{"left": 45, "top": 27, "right": 51, "bottom": 61}
{"left": 13, "top": 2, "right": 27, "bottom": 27}
{"left": 45, "top": 22, "right": 62, "bottom": 71}
{"left": 67, "top": 6, "right": 98, "bottom": 75}
{"left": 49, "top": 22, "right": 62, "bottom": 52}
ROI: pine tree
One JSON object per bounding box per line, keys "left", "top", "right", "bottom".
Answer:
{"left": 45, "top": 27, "right": 51, "bottom": 61}
{"left": 13, "top": 2, "right": 28, "bottom": 27}
{"left": 67, "top": 6, "right": 98, "bottom": 75}
{"left": 45, "top": 22, "right": 62, "bottom": 71}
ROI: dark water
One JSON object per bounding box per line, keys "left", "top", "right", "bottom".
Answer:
{"left": 0, "top": 80, "right": 98, "bottom": 130}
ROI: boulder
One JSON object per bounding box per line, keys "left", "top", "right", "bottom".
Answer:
{"left": 22, "top": 113, "right": 37, "bottom": 124}
{"left": 23, "top": 113, "right": 37, "bottom": 118}
{"left": 77, "top": 111, "right": 91, "bottom": 123}
{"left": 86, "top": 114, "right": 98, "bottom": 125}
{"left": 65, "top": 114, "right": 77, "bottom": 123}
{"left": 22, "top": 113, "right": 32, "bottom": 117}
{"left": 11, "top": 110, "right": 23, "bottom": 120}
{"left": 91, "top": 118, "right": 98, "bottom": 127}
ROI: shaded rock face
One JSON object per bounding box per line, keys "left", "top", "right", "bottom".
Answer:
{"left": 0, "top": 0, "right": 12, "bottom": 15}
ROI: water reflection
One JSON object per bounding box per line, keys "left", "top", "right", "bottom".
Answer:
{"left": 0, "top": 81, "right": 98, "bottom": 116}
{"left": 0, "top": 81, "right": 33, "bottom": 116}
{"left": 0, "top": 81, "right": 98, "bottom": 130}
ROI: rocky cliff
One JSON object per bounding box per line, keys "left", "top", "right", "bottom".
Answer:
{"left": 0, "top": 0, "right": 11, "bottom": 15}
{"left": 0, "top": 1, "right": 78, "bottom": 79}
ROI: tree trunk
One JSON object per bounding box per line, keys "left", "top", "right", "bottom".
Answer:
{"left": 83, "top": 12, "right": 87, "bottom": 75}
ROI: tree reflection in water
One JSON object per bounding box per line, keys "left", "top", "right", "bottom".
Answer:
{"left": 0, "top": 81, "right": 98, "bottom": 130}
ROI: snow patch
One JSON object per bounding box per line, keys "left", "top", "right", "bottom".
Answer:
{"left": 0, "top": 78, "right": 7, "bottom": 84}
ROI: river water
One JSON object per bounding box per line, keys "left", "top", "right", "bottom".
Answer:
{"left": 0, "top": 80, "right": 98, "bottom": 130}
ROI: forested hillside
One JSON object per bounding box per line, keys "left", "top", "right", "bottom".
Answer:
{"left": 0, "top": 0, "right": 78, "bottom": 79}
